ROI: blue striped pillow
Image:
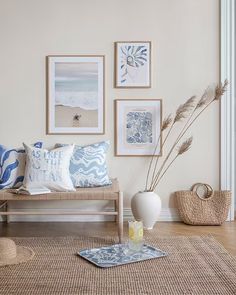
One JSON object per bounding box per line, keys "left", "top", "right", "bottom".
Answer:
{"left": 0, "top": 142, "right": 43, "bottom": 189}
{"left": 56, "top": 141, "right": 111, "bottom": 187}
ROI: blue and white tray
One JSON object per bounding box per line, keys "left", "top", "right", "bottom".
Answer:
{"left": 77, "top": 244, "right": 167, "bottom": 268}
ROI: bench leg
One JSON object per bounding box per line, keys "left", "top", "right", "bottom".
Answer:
{"left": 118, "top": 192, "right": 123, "bottom": 243}
{"left": 5, "top": 202, "right": 10, "bottom": 224}
{"left": 114, "top": 200, "right": 118, "bottom": 223}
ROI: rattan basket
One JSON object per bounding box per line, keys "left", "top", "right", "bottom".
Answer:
{"left": 175, "top": 183, "right": 231, "bottom": 225}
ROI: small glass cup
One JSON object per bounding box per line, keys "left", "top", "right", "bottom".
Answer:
{"left": 128, "top": 220, "right": 143, "bottom": 252}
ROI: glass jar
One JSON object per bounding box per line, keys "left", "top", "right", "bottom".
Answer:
{"left": 128, "top": 220, "right": 143, "bottom": 252}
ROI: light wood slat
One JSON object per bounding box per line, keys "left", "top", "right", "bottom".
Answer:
{"left": 0, "top": 211, "right": 118, "bottom": 216}
{"left": 118, "top": 192, "right": 123, "bottom": 243}
{"left": 0, "top": 195, "right": 118, "bottom": 201}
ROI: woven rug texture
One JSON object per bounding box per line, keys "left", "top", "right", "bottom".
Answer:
{"left": 0, "top": 235, "right": 236, "bottom": 295}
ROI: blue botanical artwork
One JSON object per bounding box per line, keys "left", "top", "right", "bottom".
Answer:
{"left": 120, "top": 46, "right": 147, "bottom": 83}
{"left": 126, "top": 111, "right": 152, "bottom": 144}
{"left": 116, "top": 42, "right": 150, "bottom": 87}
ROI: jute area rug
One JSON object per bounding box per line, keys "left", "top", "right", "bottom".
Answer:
{"left": 0, "top": 236, "right": 236, "bottom": 295}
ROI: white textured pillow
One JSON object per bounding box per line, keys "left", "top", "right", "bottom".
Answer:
{"left": 23, "top": 143, "right": 75, "bottom": 192}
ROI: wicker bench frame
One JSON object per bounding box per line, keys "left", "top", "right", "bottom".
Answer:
{"left": 0, "top": 179, "right": 123, "bottom": 243}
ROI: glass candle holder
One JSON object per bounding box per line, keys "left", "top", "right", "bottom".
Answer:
{"left": 128, "top": 220, "right": 143, "bottom": 252}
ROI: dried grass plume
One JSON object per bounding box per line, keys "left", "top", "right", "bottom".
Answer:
{"left": 177, "top": 137, "right": 193, "bottom": 155}
{"left": 161, "top": 114, "right": 172, "bottom": 131}
{"left": 174, "top": 96, "right": 196, "bottom": 123}
{"left": 197, "top": 87, "right": 214, "bottom": 108}
{"left": 214, "top": 79, "right": 228, "bottom": 101}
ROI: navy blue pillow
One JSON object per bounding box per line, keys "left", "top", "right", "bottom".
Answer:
{"left": 0, "top": 142, "right": 43, "bottom": 189}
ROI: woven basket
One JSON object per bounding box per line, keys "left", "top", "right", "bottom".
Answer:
{"left": 175, "top": 183, "right": 231, "bottom": 225}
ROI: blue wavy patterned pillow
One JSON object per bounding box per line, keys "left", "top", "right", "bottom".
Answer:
{"left": 0, "top": 142, "right": 43, "bottom": 189}
{"left": 56, "top": 141, "right": 111, "bottom": 187}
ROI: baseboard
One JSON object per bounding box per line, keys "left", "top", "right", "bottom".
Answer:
{"left": 4, "top": 208, "right": 115, "bottom": 222}
{"left": 157, "top": 208, "right": 181, "bottom": 221}
{"left": 1, "top": 207, "right": 180, "bottom": 222}
{"left": 123, "top": 208, "right": 180, "bottom": 221}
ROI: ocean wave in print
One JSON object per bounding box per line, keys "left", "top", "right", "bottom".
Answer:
{"left": 55, "top": 91, "right": 98, "bottom": 110}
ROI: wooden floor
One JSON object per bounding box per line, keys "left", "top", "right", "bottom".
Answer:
{"left": 0, "top": 220, "right": 235, "bottom": 256}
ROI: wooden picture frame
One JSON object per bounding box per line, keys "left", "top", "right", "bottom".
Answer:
{"left": 114, "top": 41, "right": 151, "bottom": 88}
{"left": 115, "top": 99, "right": 162, "bottom": 156}
{"left": 46, "top": 55, "right": 105, "bottom": 135}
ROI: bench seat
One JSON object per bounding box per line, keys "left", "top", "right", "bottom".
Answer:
{"left": 0, "top": 179, "right": 120, "bottom": 201}
{"left": 0, "top": 179, "right": 123, "bottom": 242}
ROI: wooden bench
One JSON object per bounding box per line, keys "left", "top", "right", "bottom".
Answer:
{"left": 0, "top": 179, "right": 123, "bottom": 242}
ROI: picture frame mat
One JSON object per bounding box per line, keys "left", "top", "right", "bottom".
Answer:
{"left": 46, "top": 55, "right": 105, "bottom": 134}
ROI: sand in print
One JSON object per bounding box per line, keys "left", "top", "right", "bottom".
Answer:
{"left": 55, "top": 62, "right": 98, "bottom": 128}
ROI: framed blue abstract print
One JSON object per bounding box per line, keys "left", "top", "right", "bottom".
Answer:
{"left": 115, "top": 99, "right": 162, "bottom": 156}
{"left": 114, "top": 41, "right": 151, "bottom": 88}
{"left": 46, "top": 55, "right": 105, "bottom": 134}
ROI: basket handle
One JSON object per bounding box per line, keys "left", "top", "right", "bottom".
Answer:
{"left": 191, "top": 183, "right": 214, "bottom": 200}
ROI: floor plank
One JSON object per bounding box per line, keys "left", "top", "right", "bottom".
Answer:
{"left": 0, "top": 221, "right": 235, "bottom": 255}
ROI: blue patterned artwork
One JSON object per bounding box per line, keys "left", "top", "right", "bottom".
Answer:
{"left": 56, "top": 141, "right": 111, "bottom": 187}
{"left": 126, "top": 111, "right": 152, "bottom": 144}
{"left": 116, "top": 42, "right": 151, "bottom": 87}
{"left": 78, "top": 244, "right": 167, "bottom": 268}
{"left": 0, "top": 142, "right": 43, "bottom": 189}
{"left": 116, "top": 99, "right": 161, "bottom": 156}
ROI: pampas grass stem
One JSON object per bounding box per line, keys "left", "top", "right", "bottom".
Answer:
{"left": 147, "top": 80, "right": 228, "bottom": 192}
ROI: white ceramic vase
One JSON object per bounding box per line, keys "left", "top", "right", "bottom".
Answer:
{"left": 131, "top": 191, "right": 162, "bottom": 230}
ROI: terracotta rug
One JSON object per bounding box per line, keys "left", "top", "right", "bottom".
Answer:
{"left": 0, "top": 236, "right": 236, "bottom": 294}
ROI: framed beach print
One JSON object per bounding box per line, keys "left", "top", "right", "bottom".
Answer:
{"left": 115, "top": 99, "right": 162, "bottom": 156}
{"left": 46, "top": 55, "right": 105, "bottom": 134}
{"left": 114, "top": 41, "right": 151, "bottom": 88}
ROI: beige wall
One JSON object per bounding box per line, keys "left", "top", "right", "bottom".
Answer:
{"left": 0, "top": 0, "right": 219, "bottom": 219}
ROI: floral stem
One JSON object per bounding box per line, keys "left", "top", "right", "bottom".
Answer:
{"left": 148, "top": 123, "right": 174, "bottom": 190}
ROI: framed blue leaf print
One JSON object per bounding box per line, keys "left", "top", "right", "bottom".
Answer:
{"left": 115, "top": 41, "right": 151, "bottom": 88}
{"left": 115, "top": 99, "right": 162, "bottom": 156}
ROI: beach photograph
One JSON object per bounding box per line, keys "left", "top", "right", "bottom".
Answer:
{"left": 54, "top": 61, "right": 99, "bottom": 128}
